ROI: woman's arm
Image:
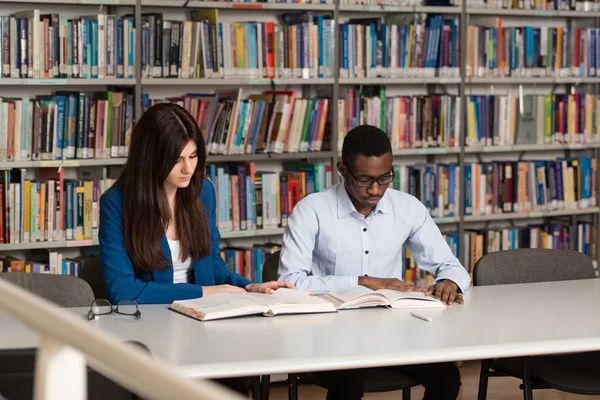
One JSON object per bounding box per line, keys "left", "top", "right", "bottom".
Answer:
{"left": 202, "top": 180, "right": 252, "bottom": 288}
{"left": 100, "top": 189, "right": 204, "bottom": 304}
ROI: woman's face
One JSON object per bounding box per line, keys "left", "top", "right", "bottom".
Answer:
{"left": 164, "top": 140, "right": 198, "bottom": 192}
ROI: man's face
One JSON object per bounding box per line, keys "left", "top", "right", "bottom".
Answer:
{"left": 338, "top": 152, "right": 394, "bottom": 211}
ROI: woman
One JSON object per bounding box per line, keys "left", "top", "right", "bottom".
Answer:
{"left": 99, "top": 103, "right": 292, "bottom": 305}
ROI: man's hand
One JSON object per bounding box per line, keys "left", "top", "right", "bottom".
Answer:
{"left": 245, "top": 281, "right": 295, "bottom": 294}
{"left": 425, "top": 279, "right": 463, "bottom": 306}
{"left": 358, "top": 276, "right": 423, "bottom": 292}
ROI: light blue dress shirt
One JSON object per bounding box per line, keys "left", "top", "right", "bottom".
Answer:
{"left": 278, "top": 183, "right": 471, "bottom": 294}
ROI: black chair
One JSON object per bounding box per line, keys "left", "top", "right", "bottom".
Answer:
{"left": 0, "top": 342, "right": 151, "bottom": 400}
{"left": 0, "top": 273, "right": 150, "bottom": 400}
{"left": 259, "top": 250, "right": 419, "bottom": 400}
{"left": 79, "top": 257, "right": 109, "bottom": 300}
{"left": 473, "top": 248, "right": 600, "bottom": 400}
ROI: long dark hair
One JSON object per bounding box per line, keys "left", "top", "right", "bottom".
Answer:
{"left": 120, "top": 103, "right": 211, "bottom": 272}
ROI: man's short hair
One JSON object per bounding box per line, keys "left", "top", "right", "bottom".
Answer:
{"left": 342, "top": 125, "right": 392, "bottom": 169}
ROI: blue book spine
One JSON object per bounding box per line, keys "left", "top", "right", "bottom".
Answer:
{"left": 342, "top": 24, "right": 348, "bottom": 73}
{"left": 116, "top": 19, "right": 124, "bottom": 78}
{"left": 448, "top": 164, "right": 455, "bottom": 216}
{"left": 55, "top": 95, "right": 66, "bottom": 160}
{"left": 316, "top": 16, "right": 324, "bottom": 77}
{"left": 580, "top": 157, "right": 592, "bottom": 203}
{"left": 256, "top": 251, "right": 263, "bottom": 284}
{"left": 464, "top": 164, "right": 472, "bottom": 215}
{"left": 245, "top": 176, "right": 254, "bottom": 230}
{"left": 128, "top": 18, "right": 134, "bottom": 78}
{"left": 67, "top": 21, "right": 73, "bottom": 77}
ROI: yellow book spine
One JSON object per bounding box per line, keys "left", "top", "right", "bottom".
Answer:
{"left": 83, "top": 181, "right": 93, "bottom": 240}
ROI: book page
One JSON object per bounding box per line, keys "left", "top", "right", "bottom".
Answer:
{"left": 171, "top": 293, "right": 267, "bottom": 320}
{"left": 324, "top": 285, "right": 375, "bottom": 302}
{"left": 242, "top": 288, "right": 332, "bottom": 306}
{"left": 375, "top": 289, "right": 445, "bottom": 309}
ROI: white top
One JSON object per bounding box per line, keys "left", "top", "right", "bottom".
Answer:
{"left": 3, "top": 279, "right": 600, "bottom": 379}
{"left": 278, "top": 183, "right": 471, "bottom": 293}
{"left": 167, "top": 239, "right": 192, "bottom": 284}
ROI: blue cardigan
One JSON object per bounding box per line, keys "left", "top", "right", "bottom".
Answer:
{"left": 99, "top": 179, "right": 252, "bottom": 304}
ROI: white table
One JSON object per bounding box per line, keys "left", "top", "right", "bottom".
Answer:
{"left": 2, "top": 279, "right": 600, "bottom": 379}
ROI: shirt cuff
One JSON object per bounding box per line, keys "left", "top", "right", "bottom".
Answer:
{"left": 350, "top": 276, "right": 359, "bottom": 287}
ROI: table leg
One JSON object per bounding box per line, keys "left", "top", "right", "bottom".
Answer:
{"left": 261, "top": 375, "right": 271, "bottom": 400}
{"left": 287, "top": 374, "right": 298, "bottom": 400}
{"left": 521, "top": 357, "right": 533, "bottom": 400}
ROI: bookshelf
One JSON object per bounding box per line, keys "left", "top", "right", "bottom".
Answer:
{"left": 0, "top": 0, "right": 598, "bottom": 279}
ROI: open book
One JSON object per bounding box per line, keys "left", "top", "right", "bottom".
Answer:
{"left": 170, "top": 288, "right": 337, "bottom": 321}
{"left": 323, "top": 286, "right": 445, "bottom": 310}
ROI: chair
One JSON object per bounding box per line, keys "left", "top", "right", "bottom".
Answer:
{"left": 0, "top": 273, "right": 149, "bottom": 400}
{"left": 0, "top": 341, "right": 151, "bottom": 400}
{"left": 80, "top": 257, "right": 109, "bottom": 300}
{"left": 259, "top": 250, "right": 419, "bottom": 400}
{"left": 0, "top": 272, "right": 95, "bottom": 307}
{"left": 473, "top": 248, "right": 600, "bottom": 400}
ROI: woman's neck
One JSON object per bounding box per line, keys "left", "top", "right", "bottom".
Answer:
{"left": 164, "top": 183, "right": 178, "bottom": 207}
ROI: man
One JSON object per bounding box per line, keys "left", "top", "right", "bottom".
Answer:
{"left": 278, "top": 124, "right": 470, "bottom": 400}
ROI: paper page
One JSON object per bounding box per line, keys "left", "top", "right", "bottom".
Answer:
{"left": 324, "top": 285, "right": 375, "bottom": 302}
{"left": 375, "top": 289, "right": 445, "bottom": 308}
{"left": 242, "top": 288, "right": 330, "bottom": 306}
{"left": 172, "top": 293, "right": 267, "bottom": 320}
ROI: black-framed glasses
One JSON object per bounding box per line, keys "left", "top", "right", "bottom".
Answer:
{"left": 88, "top": 299, "right": 141, "bottom": 320}
{"left": 345, "top": 164, "right": 395, "bottom": 187}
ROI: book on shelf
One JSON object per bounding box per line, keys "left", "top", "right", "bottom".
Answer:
{"left": 392, "top": 163, "right": 460, "bottom": 218}
{"left": 339, "top": 87, "right": 461, "bottom": 151}
{"left": 170, "top": 288, "right": 337, "bottom": 321}
{"left": 465, "top": 94, "right": 600, "bottom": 147}
{"left": 138, "top": 11, "right": 335, "bottom": 80}
{"left": 143, "top": 89, "right": 330, "bottom": 155}
{"left": 339, "top": 14, "right": 460, "bottom": 79}
{"left": 467, "top": 0, "right": 598, "bottom": 12}
{"left": 323, "top": 286, "right": 445, "bottom": 309}
{"left": 1, "top": 252, "right": 83, "bottom": 275}
{"left": 463, "top": 158, "right": 598, "bottom": 216}
{"left": 0, "top": 91, "right": 133, "bottom": 162}
{"left": 466, "top": 19, "right": 600, "bottom": 79}
{"left": 462, "top": 222, "right": 597, "bottom": 273}
{"left": 403, "top": 234, "right": 459, "bottom": 287}
{"left": 207, "top": 162, "right": 333, "bottom": 233}
{"left": 222, "top": 243, "right": 281, "bottom": 283}
{"left": 0, "top": 167, "right": 118, "bottom": 244}
{"left": 0, "top": 12, "right": 134, "bottom": 79}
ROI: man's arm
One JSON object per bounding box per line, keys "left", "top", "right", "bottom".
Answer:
{"left": 277, "top": 203, "right": 359, "bottom": 293}
{"left": 406, "top": 200, "right": 471, "bottom": 293}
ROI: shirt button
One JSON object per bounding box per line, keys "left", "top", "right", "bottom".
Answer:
{"left": 363, "top": 228, "right": 367, "bottom": 232}
{"left": 365, "top": 251, "right": 369, "bottom": 255}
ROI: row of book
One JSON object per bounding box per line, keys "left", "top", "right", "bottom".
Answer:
{"left": 140, "top": 11, "right": 335, "bottom": 80}
{"left": 339, "top": 15, "right": 460, "bottom": 79}
{"left": 392, "top": 164, "right": 461, "bottom": 218}
{"left": 0, "top": 168, "right": 117, "bottom": 244}
{"left": 0, "top": 91, "right": 134, "bottom": 162}
{"left": 340, "top": 0, "right": 460, "bottom": 5}
{"left": 1, "top": 252, "right": 83, "bottom": 275}
{"left": 207, "top": 162, "right": 334, "bottom": 232}
{"left": 467, "top": 0, "right": 598, "bottom": 10}
{"left": 0, "top": 12, "right": 135, "bottom": 80}
{"left": 462, "top": 222, "right": 597, "bottom": 273}
{"left": 143, "top": 89, "right": 330, "bottom": 155}
{"left": 464, "top": 158, "right": 597, "bottom": 216}
{"left": 389, "top": 158, "right": 597, "bottom": 218}
{"left": 338, "top": 88, "right": 461, "bottom": 151}
{"left": 404, "top": 222, "right": 598, "bottom": 286}
{"left": 222, "top": 243, "right": 281, "bottom": 283}
{"left": 466, "top": 22, "right": 600, "bottom": 79}
{"left": 466, "top": 93, "right": 600, "bottom": 147}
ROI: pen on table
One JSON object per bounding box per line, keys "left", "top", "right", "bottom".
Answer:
{"left": 410, "top": 312, "right": 432, "bottom": 323}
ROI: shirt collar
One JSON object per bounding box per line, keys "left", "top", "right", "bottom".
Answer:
{"left": 336, "top": 183, "right": 391, "bottom": 219}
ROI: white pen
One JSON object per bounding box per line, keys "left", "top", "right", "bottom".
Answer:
{"left": 410, "top": 312, "right": 432, "bottom": 323}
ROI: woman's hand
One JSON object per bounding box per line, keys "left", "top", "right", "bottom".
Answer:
{"left": 245, "top": 281, "right": 296, "bottom": 294}
{"left": 202, "top": 285, "right": 246, "bottom": 297}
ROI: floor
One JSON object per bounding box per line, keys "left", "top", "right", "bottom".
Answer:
{"left": 268, "top": 361, "right": 600, "bottom": 399}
